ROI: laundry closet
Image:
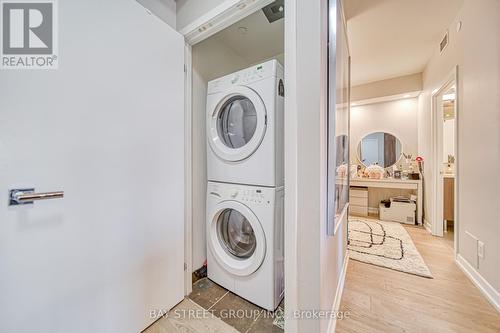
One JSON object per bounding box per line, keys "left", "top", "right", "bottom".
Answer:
{"left": 189, "top": 1, "right": 285, "bottom": 315}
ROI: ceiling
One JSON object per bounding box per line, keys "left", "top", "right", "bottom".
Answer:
{"left": 344, "top": 0, "right": 463, "bottom": 86}
{"left": 209, "top": 9, "right": 284, "bottom": 65}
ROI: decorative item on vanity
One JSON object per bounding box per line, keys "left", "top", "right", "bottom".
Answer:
{"left": 364, "top": 164, "right": 385, "bottom": 179}
{"left": 356, "top": 164, "right": 363, "bottom": 178}
{"left": 336, "top": 163, "right": 348, "bottom": 178}
{"left": 403, "top": 153, "right": 413, "bottom": 170}
{"left": 392, "top": 165, "right": 401, "bottom": 179}
{"left": 401, "top": 152, "right": 413, "bottom": 179}
{"left": 350, "top": 164, "right": 358, "bottom": 179}
{"left": 416, "top": 156, "right": 424, "bottom": 170}
{"left": 408, "top": 172, "right": 420, "bottom": 180}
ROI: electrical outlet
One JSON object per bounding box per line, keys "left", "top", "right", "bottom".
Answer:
{"left": 478, "top": 241, "right": 485, "bottom": 259}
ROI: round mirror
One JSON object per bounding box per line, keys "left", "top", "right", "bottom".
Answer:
{"left": 357, "top": 132, "right": 402, "bottom": 168}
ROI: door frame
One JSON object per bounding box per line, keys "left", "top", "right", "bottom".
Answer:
{"left": 180, "top": 0, "right": 286, "bottom": 297}
{"left": 179, "top": 0, "right": 274, "bottom": 45}
{"left": 184, "top": 42, "right": 193, "bottom": 295}
{"left": 431, "top": 66, "right": 459, "bottom": 255}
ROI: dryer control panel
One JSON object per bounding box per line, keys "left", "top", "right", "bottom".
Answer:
{"left": 207, "top": 59, "right": 283, "bottom": 95}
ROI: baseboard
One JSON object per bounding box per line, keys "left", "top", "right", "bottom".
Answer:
{"left": 424, "top": 219, "right": 432, "bottom": 233}
{"left": 327, "top": 253, "right": 349, "bottom": 333}
{"left": 456, "top": 254, "right": 500, "bottom": 312}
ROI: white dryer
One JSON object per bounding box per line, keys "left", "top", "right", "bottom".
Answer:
{"left": 206, "top": 181, "right": 284, "bottom": 311}
{"left": 206, "top": 60, "right": 284, "bottom": 187}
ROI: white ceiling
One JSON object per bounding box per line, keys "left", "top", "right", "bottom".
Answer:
{"left": 209, "top": 9, "right": 284, "bottom": 65}
{"left": 344, "top": 0, "right": 463, "bottom": 86}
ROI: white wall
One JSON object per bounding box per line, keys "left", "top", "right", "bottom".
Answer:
{"left": 418, "top": 0, "right": 500, "bottom": 305}
{"left": 351, "top": 73, "right": 422, "bottom": 102}
{"left": 443, "top": 119, "right": 455, "bottom": 163}
{"left": 350, "top": 98, "right": 419, "bottom": 167}
{"left": 136, "top": 0, "right": 176, "bottom": 28}
{"left": 191, "top": 37, "right": 250, "bottom": 270}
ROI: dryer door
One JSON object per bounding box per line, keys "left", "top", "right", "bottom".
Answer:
{"left": 208, "top": 86, "right": 267, "bottom": 162}
{"left": 208, "top": 201, "right": 266, "bottom": 276}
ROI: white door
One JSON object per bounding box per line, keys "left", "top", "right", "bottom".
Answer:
{"left": 0, "top": 1, "right": 185, "bottom": 332}
{"left": 361, "top": 138, "right": 379, "bottom": 166}
{"left": 207, "top": 86, "right": 267, "bottom": 161}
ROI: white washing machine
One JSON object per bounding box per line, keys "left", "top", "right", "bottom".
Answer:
{"left": 206, "top": 59, "right": 284, "bottom": 187}
{"left": 206, "top": 181, "right": 284, "bottom": 311}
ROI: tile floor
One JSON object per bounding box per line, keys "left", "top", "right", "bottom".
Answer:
{"left": 143, "top": 298, "right": 239, "bottom": 333}
{"left": 189, "top": 278, "right": 284, "bottom": 333}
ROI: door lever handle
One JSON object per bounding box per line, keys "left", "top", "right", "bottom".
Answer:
{"left": 9, "top": 188, "right": 64, "bottom": 206}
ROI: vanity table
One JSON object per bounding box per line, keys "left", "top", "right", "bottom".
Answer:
{"left": 350, "top": 177, "right": 423, "bottom": 225}
{"left": 352, "top": 131, "right": 423, "bottom": 224}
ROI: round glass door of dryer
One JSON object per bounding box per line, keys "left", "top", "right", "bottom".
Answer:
{"left": 216, "top": 97, "right": 257, "bottom": 149}
{"left": 208, "top": 86, "right": 267, "bottom": 162}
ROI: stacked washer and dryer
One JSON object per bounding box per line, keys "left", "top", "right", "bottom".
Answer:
{"left": 206, "top": 59, "right": 285, "bottom": 311}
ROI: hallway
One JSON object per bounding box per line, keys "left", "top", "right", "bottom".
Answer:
{"left": 337, "top": 226, "right": 500, "bottom": 333}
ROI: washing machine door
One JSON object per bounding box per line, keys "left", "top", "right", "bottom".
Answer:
{"left": 208, "top": 86, "right": 267, "bottom": 162}
{"left": 208, "top": 201, "right": 266, "bottom": 276}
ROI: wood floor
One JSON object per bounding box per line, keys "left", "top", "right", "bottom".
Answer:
{"left": 337, "top": 225, "right": 500, "bottom": 333}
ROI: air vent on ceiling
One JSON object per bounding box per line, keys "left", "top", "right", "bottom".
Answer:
{"left": 262, "top": 0, "right": 284, "bottom": 23}
{"left": 440, "top": 30, "right": 449, "bottom": 54}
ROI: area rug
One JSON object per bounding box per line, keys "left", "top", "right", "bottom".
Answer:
{"left": 348, "top": 218, "right": 433, "bottom": 278}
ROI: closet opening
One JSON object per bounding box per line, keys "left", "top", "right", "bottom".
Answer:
{"left": 186, "top": 3, "right": 286, "bottom": 332}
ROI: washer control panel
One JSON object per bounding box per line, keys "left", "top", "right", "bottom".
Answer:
{"left": 239, "top": 188, "right": 266, "bottom": 204}
{"left": 208, "top": 182, "right": 272, "bottom": 205}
